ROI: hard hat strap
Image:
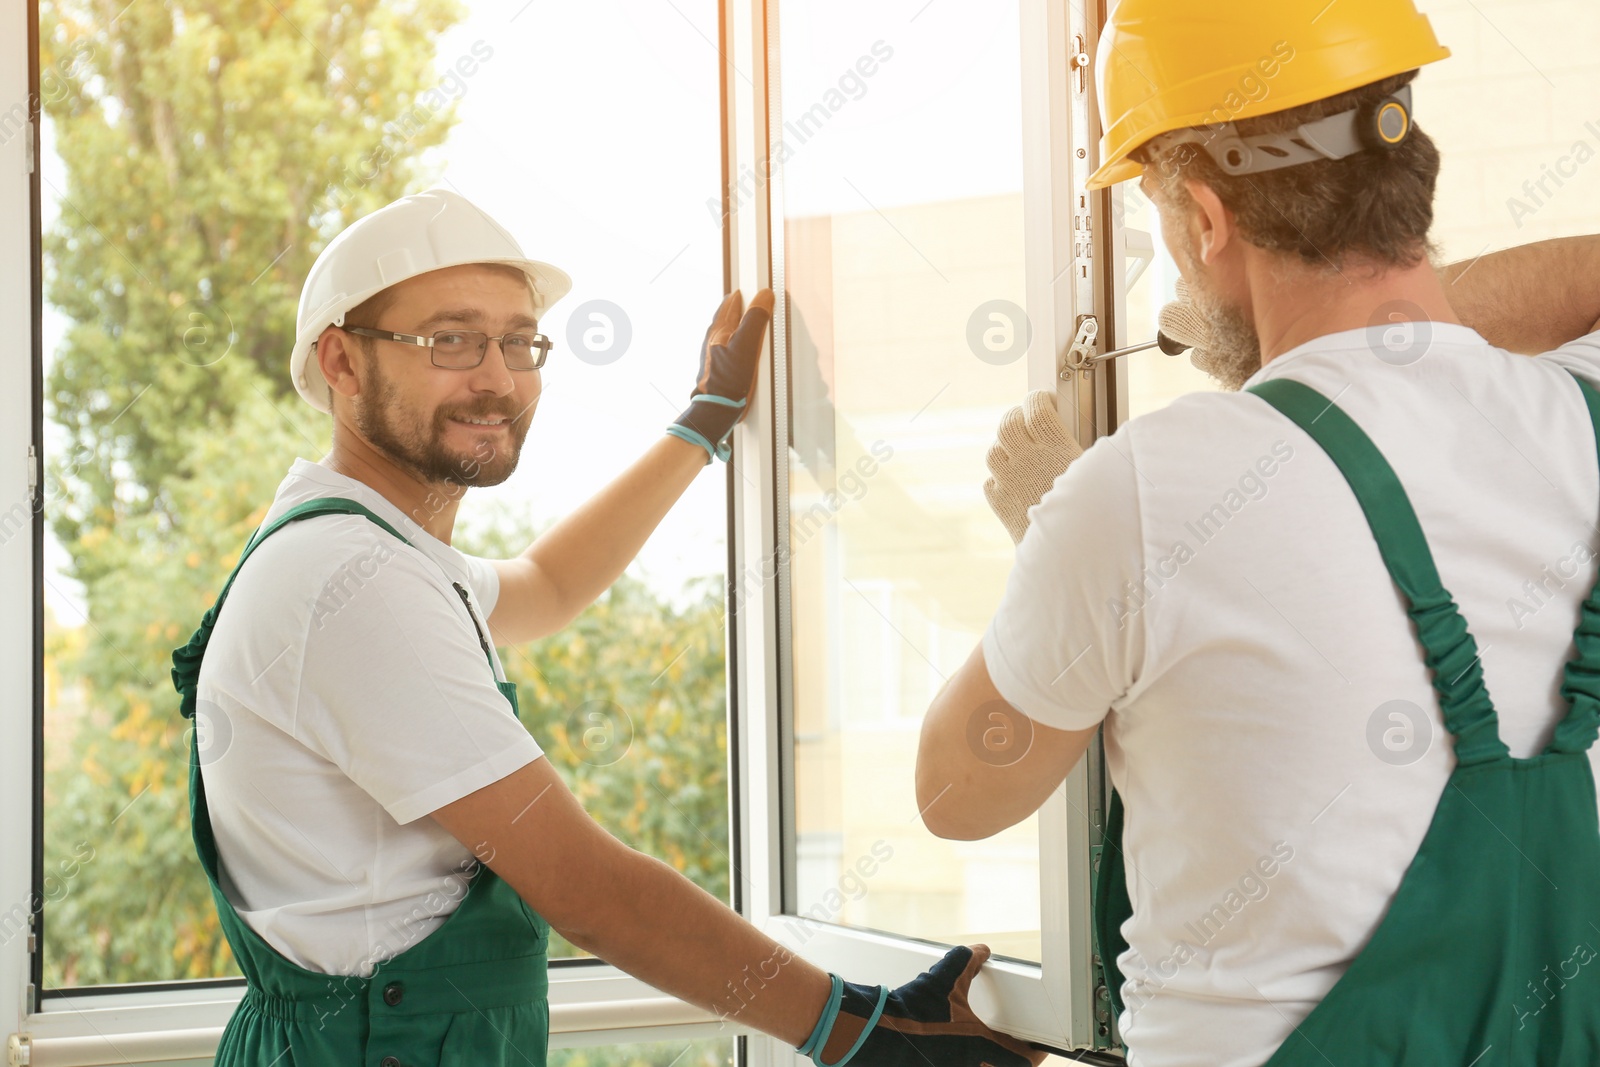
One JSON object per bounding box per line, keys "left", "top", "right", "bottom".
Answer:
{"left": 1146, "top": 84, "right": 1413, "bottom": 180}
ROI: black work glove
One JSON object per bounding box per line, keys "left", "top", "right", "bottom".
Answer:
{"left": 798, "top": 945, "right": 1042, "bottom": 1067}
{"left": 666, "top": 289, "right": 774, "bottom": 463}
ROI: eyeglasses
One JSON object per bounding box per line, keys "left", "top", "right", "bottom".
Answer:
{"left": 342, "top": 325, "right": 554, "bottom": 371}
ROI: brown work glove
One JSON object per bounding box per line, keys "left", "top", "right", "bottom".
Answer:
{"left": 800, "top": 945, "right": 1045, "bottom": 1067}
{"left": 983, "top": 389, "right": 1084, "bottom": 544}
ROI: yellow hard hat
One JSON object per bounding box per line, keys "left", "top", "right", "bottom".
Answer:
{"left": 1087, "top": 0, "right": 1451, "bottom": 190}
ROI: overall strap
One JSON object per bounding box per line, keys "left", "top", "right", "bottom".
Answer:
{"left": 170, "top": 497, "right": 413, "bottom": 719}
{"left": 1550, "top": 371, "right": 1600, "bottom": 755}
{"left": 1247, "top": 379, "right": 1508, "bottom": 764}
{"left": 248, "top": 497, "right": 410, "bottom": 554}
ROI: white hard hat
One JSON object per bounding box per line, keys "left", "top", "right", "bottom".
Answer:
{"left": 289, "top": 187, "right": 572, "bottom": 413}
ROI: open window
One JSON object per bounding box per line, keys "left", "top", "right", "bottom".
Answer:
{"left": 722, "top": 0, "right": 1118, "bottom": 1055}
{"left": 7, "top": 0, "right": 1600, "bottom": 1064}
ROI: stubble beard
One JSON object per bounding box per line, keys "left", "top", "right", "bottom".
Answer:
{"left": 1172, "top": 222, "right": 1265, "bottom": 393}
{"left": 354, "top": 356, "right": 529, "bottom": 488}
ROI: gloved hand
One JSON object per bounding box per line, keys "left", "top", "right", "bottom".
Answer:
{"left": 799, "top": 945, "right": 1042, "bottom": 1067}
{"left": 666, "top": 288, "right": 776, "bottom": 463}
{"left": 1158, "top": 277, "right": 1220, "bottom": 378}
{"left": 983, "top": 389, "right": 1084, "bottom": 544}
{"left": 983, "top": 281, "right": 1220, "bottom": 543}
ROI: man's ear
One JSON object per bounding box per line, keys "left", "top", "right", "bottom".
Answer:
{"left": 1183, "top": 179, "right": 1236, "bottom": 266}
{"left": 317, "top": 326, "right": 363, "bottom": 403}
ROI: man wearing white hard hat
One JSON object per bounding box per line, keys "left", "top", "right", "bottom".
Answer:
{"left": 170, "top": 188, "right": 1042, "bottom": 1067}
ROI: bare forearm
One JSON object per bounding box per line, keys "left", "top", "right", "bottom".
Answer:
{"left": 915, "top": 647, "right": 1095, "bottom": 841}
{"left": 916, "top": 701, "right": 1043, "bottom": 841}
{"left": 527, "top": 434, "right": 709, "bottom": 623}
{"left": 1441, "top": 235, "right": 1600, "bottom": 353}
{"left": 563, "top": 848, "right": 830, "bottom": 1044}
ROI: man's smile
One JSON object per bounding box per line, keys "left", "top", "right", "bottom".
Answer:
{"left": 449, "top": 413, "right": 514, "bottom": 430}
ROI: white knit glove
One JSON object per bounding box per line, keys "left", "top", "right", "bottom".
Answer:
{"left": 985, "top": 285, "right": 1212, "bottom": 543}
{"left": 983, "top": 389, "right": 1084, "bottom": 544}
{"left": 1158, "top": 277, "right": 1220, "bottom": 377}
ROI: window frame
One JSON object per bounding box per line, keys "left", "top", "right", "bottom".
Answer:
{"left": 730, "top": 0, "right": 1121, "bottom": 1055}
{"left": 0, "top": 0, "right": 756, "bottom": 1062}
{"left": 0, "top": 0, "right": 1135, "bottom": 1060}
{"left": 1, "top": 0, "right": 43, "bottom": 1045}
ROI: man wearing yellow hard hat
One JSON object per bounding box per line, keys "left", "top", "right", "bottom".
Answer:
{"left": 915, "top": 1, "right": 1600, "bottom": 1064}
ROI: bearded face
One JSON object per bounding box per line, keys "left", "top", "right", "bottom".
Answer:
{"left": 351, "top": 347, "right": 532, "bottom": 488}
{"left": 1174, "top": 245, "right": 1263, "bottom": 392}
{"left": 1157, "top": 195, "right": 1265, "bottom": 392}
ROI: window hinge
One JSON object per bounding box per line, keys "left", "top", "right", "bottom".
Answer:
{"left": 1062, "top": 315, "right": 1188, "bottom": 379}
{"left": 1060, "top": 316, "right": 1100, "bottom": 380}
{"left": 1070, "top": 35, "right": 1091, "bottom": 94}
{"left": 26, "top": 445, "right": 38, "bottom": 507}
{"left": 6, "top": 1032, "right": 30, "bottom": 1066}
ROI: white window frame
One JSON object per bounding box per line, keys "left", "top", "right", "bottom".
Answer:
{"left": 0, "top": 0, "right": 753, "bottom": 1062}
{"left": 1, "top": 0, "right": 41, "bottom": 1053}
{"left": 726, "top": 0, "right": 1121, "bottom": 1058}
{"left": 1, "top": 0, "right": 1130, "bottom": 1061}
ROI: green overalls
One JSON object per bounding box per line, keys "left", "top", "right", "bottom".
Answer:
{"left": 171, "top": 498, "right": 551, "bottom": 1067}
{"left": 1094, "top": 374, "right": 1600, "bottom": 1063}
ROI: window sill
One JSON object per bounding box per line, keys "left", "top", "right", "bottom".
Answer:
{"left": 13, "top": 966, "right": 734, "bottom": 1067}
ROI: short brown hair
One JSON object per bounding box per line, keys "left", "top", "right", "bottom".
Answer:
{"left": 345, "top": 287, "right": 398, "bottom": 327}
{"left": 342, "top": 288, "right": 395, "bottom": 360}
{"left": 1139, "top": 72, "right": 1439, "bottom": 269}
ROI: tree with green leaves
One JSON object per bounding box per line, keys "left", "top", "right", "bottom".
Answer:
{"left": 464, "top": 549, "right": 732, "bottom": 960}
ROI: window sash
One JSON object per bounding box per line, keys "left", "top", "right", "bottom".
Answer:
{"left": 1, "top": 0, "right": 43, "bottom": 1033}
{"left": 0, "top": 0, "right": 1126, "bottom": 1059}
{"left": 729, "top": 0, "right": 1116, "bottom": 1054}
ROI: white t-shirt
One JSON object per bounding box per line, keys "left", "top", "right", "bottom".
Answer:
{"left": 983, "top": 325, "right": 1600, "bottom": 1067}
{"left": 197, "top": 459, "right": 543, "bottom": 976}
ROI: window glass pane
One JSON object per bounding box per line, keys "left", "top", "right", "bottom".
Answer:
{"left": 39, "top": 0, "right": 725, "bottom": 986}
{"left": 780, "top": 0, "right": 1041, "bottom": 961}
{"left": 551, "top": 1037, "right": 735, "bottom": 1067}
